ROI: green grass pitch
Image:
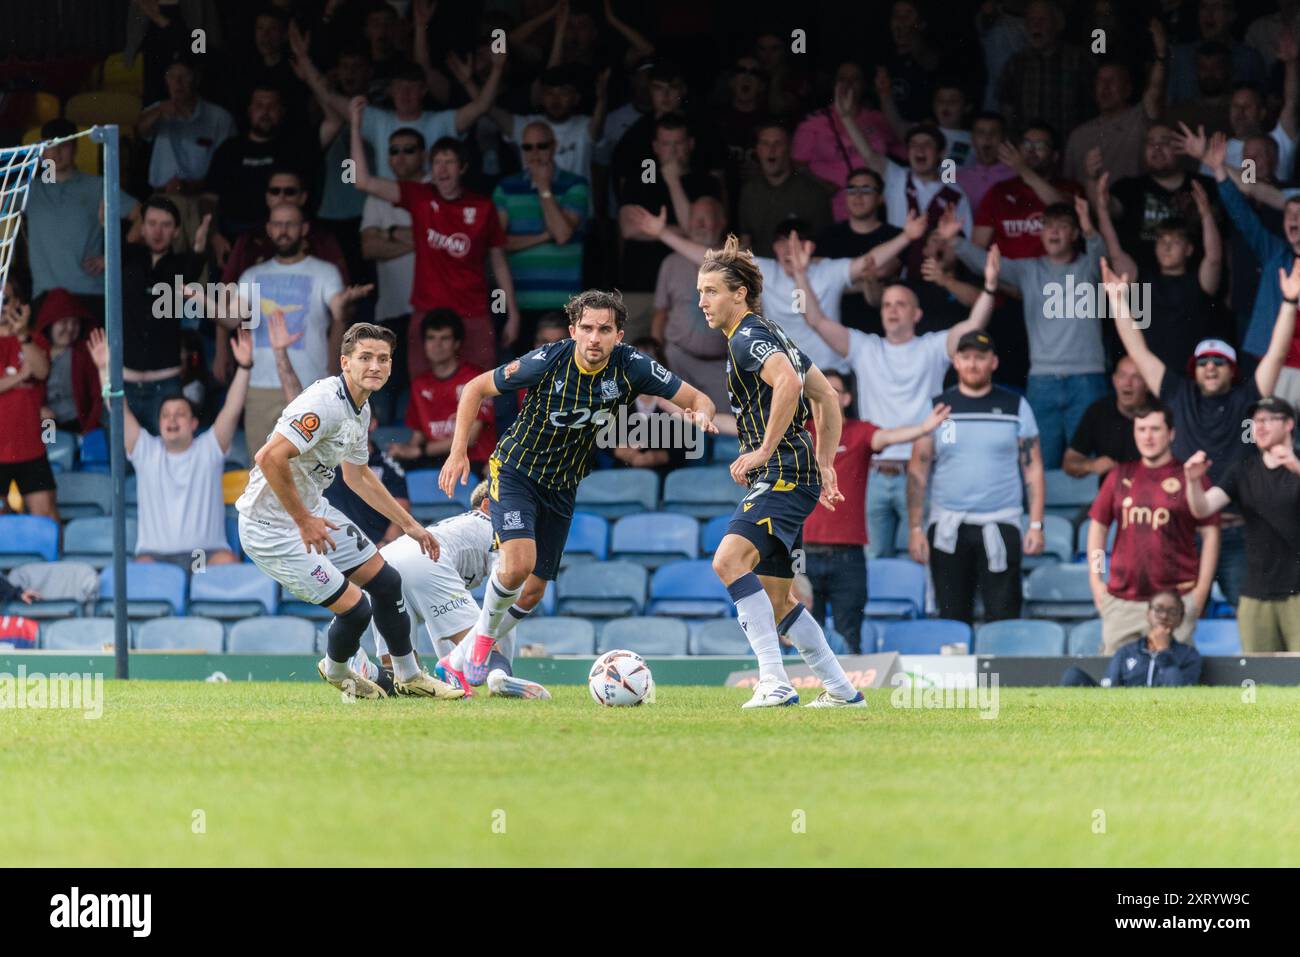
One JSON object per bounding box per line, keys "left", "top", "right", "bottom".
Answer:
{"left": 5, "top": 681, "right": 1300, "bottom": 866}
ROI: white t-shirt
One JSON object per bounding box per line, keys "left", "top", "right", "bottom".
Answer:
{"left": 240, "top": 256, "right": 342, "bottom": 391}
{"left": 360, "top": 193, "right": 414, "bottom": 322}
{"left": 129, "top": 429, "right": 229, "bottom": 554}
{"left": 756, "top": 256, "right": 853, "bottom": 373}
{"left": 385, "top": 508, "right": 495, "bottom": 591}
{"left": 1201, "top": 122, "right": 1299, "bottom": 182}
{"left": 883, "top": 160, "right": 974, "bottom": 235}
{"left": 361, "top": 106, "right": 458, "bottom": 159}
{"left": 848, "top": 329, "right": 952, "bottom": 462}
{"left": 237, "top": 375, "right": 371, "bottom": 526}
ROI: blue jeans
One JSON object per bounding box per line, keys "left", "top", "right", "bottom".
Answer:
{"left": 1026, "top": 373, "right": 1109, "bottom": 471}
{"left": 804, "top": 545, "right": 868, "bottom": 653}
{"left": 866, "top": 468, "right": 908, "bottom": 559}
{"left": 119, "top": 377, "right": 182, "bottom": 436}
{"left": 1215, "top": 522, "right": 1247, "bottom": 607}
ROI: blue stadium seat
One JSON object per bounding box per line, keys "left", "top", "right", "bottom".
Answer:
{"left": 878, "top": 619, "right": 972, "bottom": 655}
{"left": 661, "top": 466, "right": 744, "bottom": 519}
{"left": 555, "top": 561, "right": 646, "bottom": 617}
{"left": 515, "top": 616, "right": 596, "bottom": 654}
{"left": 124, "top": 473, "right": 137, "bottom": 519}
{"left": 188, "top": 564, "right": 278, "bottom": 618}
{"left": 865, "top": 558, "right": 925, "bottom": 619}
{"left": 47, "top": 430, "right": 76, "bottom": 471}
{"left": 79, "top": 428, "right": 109, "bottom": 468}
{"left": 0, "top": 515, "right": 60, "bottom": 568}
{"left": 710, "top": 434, "right": 741, "bottom": 464}
{"left": 224, "top": 431, "right": 250, "bottom": 470}
{"left": 226, "top": 514, "right": 244, "bottom": 560}
{"left": 42, "top": 617, "right": 116, "bottom": 650}
{"left": 55, "top": 471, "right": 113, "bottom": 518}
{"left": 974, "top": 619, "right": 1066, "bottom": 655}
{"left": 281, "top": 589, "right": 334, "bottom": 621}
{"left": 1192, "top": 619, "right": 1241, "bottom": 655}
{"left": 1067, "top": 618, "right": 1103, "bottom": 656}
{"left": 62, "top": 516, "right": 138, "bottom": 569}
{"left": 647, "top": 559, "right": 732, "bottom": 617}
{"left": 407, "top": 468, "right": 471, "bottom": 522}
{"left": 575, "top": 468, "right": 659, "bottom": 518}
{"left": 699, "top": 515, "right": 730, "bottom": 555}
{"left": 370, "top": 425, "right": 410, "bottom": 452}
{"left": 597, "top": 616, "right": 689, "bottom": 655}
{"left": 1044, "top": 470, "right": 1098, "bottom": 523}
{"left": 232, "top": 616, "right": 319, "bottom": 653}
{"left": 1021, "top": 513, "right": 1075, "bottom": 569}
{"left": 1074, "top": 520, "right": 1117, "bottom": 559}
{"left": 136, "top": 617, "right": 224, "bottom": 653}
{"left": 610, "top": 512, "right": 699, "bottom": 568}
{"left": 690, "top": 617, "right": 752, "bottom": 655}
{"left": 1023, "top": 563, "right": 1097, "bottom": 618}
{"left": 563, "top": 512, "right": 609, "bottom": 563}
{"left": 96, "top": 562, "right": 188, "bottom": 617}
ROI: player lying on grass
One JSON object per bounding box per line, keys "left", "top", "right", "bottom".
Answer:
{"left": 236, "top": 322, "right": 463, "bottom": 701}
{"left": 350, "top": 480, "right": 551, "bottom": 700}
{"left": 439, "top": 288, "right": 721, "bottom": 686}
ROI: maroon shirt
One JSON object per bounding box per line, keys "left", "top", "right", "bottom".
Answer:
{"left": 804, "top": 419, "right": 878, "bottom": 546}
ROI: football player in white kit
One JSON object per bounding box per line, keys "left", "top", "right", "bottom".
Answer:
{"left": 236, "top": 322, "right": 464, "bottom": 700}
{"left": 352, "top": 480, "right": 551, "bottom": 699}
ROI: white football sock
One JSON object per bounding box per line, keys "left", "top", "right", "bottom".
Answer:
{"left": 391, "top": 652, "right": 420, "bottom": 682}
{"left": 728, "top": 573, "right": 788, "bottom": 683}
{"left": 323, "top": 656, "right": 351, "bottom": 681}
{"left": 470, "top": 572, "right": 523, "bottom": 665}
{"left": 785, "top": 606, "right": 858, "bottom": 701}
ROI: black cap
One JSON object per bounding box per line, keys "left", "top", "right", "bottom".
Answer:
{"left": 955, "top": 331, "right": 995, "bottom": 353}
{"left": 1246, "top": 395, "right": 1296, "bottom": 420}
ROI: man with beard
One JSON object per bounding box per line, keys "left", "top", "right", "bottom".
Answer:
{"left": 738, "top": 121, "right": 831, "bottom": 259}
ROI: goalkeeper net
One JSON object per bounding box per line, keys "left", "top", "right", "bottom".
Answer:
{"left": 0, "top": 140, "right": 44, "bottom": 315}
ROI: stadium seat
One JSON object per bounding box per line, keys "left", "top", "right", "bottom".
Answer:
{"left": 97, "top": 562, "right": 187, "bottom": 618}
{"left": 281, "top": 591, "right": 334, "bottom": 621}
{"left": 62, "top": 516, "right": 138, "bottom": 569}
{"left": 124, "top": 473, "right": 138, "bottom": 518}
{"left": 188, "top": 564, "right": 278, "bottom": 619}
{"left": 227, "top": 617, "right": 317, "bottom": 654}
{"left": 974, "top": 620, "right": 1066, "bottom": 656}
{"left": 878, "top": 619, "right": 972, "bottom": 655}
{"left": 1073, "top": 520, "right": 1117, "bottom": 559}
{"left": 406, "top": 468, "right": 471, "bottom": 521}
{"left": 1044, "top": 470, "right": 1098, "bottom": 522}
{"left": 65, "top": 91, "right": 142, "bottom": 131}
{"left": 661, "top": 466, "right": 744, "bottom": 519}
{"left": 1067, "top": 619, "right": 1103, "bottom": 656}
{"left": 857, "top": 620, "right": 877, "bottom": 653}
{"left": 1023, "top": 563, "right": 1097, "bottom": 619}
{"left": 47, "top": 430, "right": 76, "bottom": 471}
{"left": 0, "top": 515, "right": 60, "bottom": 568}
{"left": 699, "top": 515, "right": 730, "bottom": 554}
{"left": 574, "top": 467, "right": 658, "bottom": 518}
{"left": 100, "top": 52, "right": 144, "bottom": 96}
{"left": 55, "top": 471, "right": 113, "bottom": 518}
{"left": 610, "top": 512, "right": 699, "bottom": 567}
{"left": 226, "top": 514, "right": 244, "bottom": 561}
{"left": 563, "top": 512, "right": 608, "bottom": 563}
{"left": 710, "top": 434, "right": 741, "bottom": 463}
{"left": 1, "top": 560, "right": 98, "bottom": 620}
{"left": 865, "top": 558, "right": 925, "bottom": 619}
{"left": 1021, "top": 513, "right": 1075, "bottom": 569}
{"left": 370, "top": 425, "right": 409, "bottom": 451}
{"left": 647, "top": 559, "right": 732, "bottom": 617}
{"left": 135, "top": 617, "right": 224, "bottom": 652}
{"left": 1192, "top": 619, "right": 1241, "bottom": 655}
{"left": 222, "top": 470, "right": 248, "bottom": 505}
{"left": 555, "top": 561, "right": 646, "bottom": 617}
{"left": 42, "top": 617, "right": 116, "bottom": 651}
{"left": 597, "top": 616, "right": 689, "bottom": 655}
{"left": 514, "top": 615, "right": 596, "bottom": 654}
{"left": 225, "top": 433, "right": 250, "bottom": 470}
{"left": 78, "top": 428, "right": 108, "bottom": 465}
{"left": 690, "top": 617, "right": 752, "bottom": 655}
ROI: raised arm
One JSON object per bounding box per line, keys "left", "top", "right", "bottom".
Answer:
{"left": 604, "top": 0, "right": 656, "bottom": 67}
{"left": 1088, "top": 168, "right": 1140, "bottom": 280}
{"left": 1279, "top": 26, "right": 1299, "bottom": 140}
{"left": 868, "top": 208, "right": 929, "bottom": 268}
{"left": 833, "top": 87, "right": 887, "bottom": 176}
{"left": 944, "top": 243, "right": 1000, "bottom": 356}
{"left": 265, "top": 311, "right": 305, "bottom": 404}
{"left": 88, "top": 328, "right": 140, "bottom": 455}
{"left": 871, "top": 402, "right": 951, "bottom": 451}
{"left": 787, "top": 232, "right": 849, "bottom": 358}
{"left": 411, "top": 0, "right": 452, "bottom": 105}
{"left": 1183, "top": 451, "right": 1232, "bottom": 518}
{"left": 999, "top": 139, "right": 1065, "bottom": 206}
{"left": 1102, "top": 256, "right": 1165, "bottom": 396}
{"left": 1256, "top": 261, "right": 1300, "bottom": 395}
{"left": 621, "top": 204, "right": 710, "bottom": 262}
{"left": 349, "top": 98, "right": 401, "bottom": 204}
{"left": 1142, "top": 17, "right": 1168, "bottom": 120}
{"left": 1191, "top": 179, "right": 1222, "bottom": 295}
{"left": 289, "top": 21, "right": 351, "bottom": 120}
{"left": 873, "top": 66, "right": 908, "bottom": 143}
{"left": 213, "top": 328, "right": 254, "bottom": 453}
{"left": 454, "top": 52, "right": 506, "bottom": 134}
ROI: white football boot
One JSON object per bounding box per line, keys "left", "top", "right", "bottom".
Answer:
{"left": 805, "top": 690, "right": 867, "bottom": 708}
{"left": 317, "top": 658, "right": 389, "bottom": 699}
{"left": 741, "top": 676, "right": 800, "bottom": 709}
{"left": 487, "top": 668, "right": 552, "bottom": 700}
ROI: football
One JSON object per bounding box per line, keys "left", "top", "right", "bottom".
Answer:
{"left": 588, "top": 650, "right": 654, "bottom": 707}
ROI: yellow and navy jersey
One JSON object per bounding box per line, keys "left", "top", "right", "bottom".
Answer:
{"left": 490, "top": 339, "right": 683, "bottom": 490}
{"left": 724, "top": 313, "right": 820, "bottom": 487}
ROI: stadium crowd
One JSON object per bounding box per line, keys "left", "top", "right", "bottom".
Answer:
{"left": 3, "top": 0, "right": 1300, "bottom": 660}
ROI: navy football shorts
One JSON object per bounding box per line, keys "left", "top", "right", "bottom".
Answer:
{"left": 487, "top": 457, "right": 576, "bottom": 582}
{"left": 724, "top": 479, "right": 821, "bottom": 579}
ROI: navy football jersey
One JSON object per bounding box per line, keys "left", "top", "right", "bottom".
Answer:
{"left": 491, "top": 339, "right": 683, "bottom": 490}
{"left": 724, "top": 313, "right": 820, "bottom": 487}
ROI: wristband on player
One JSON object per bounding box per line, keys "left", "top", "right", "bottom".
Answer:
{"left": 983, "top": 285, "right": 998, "bottom": 295}
{"left": 236, "top": 361, "right": 252, "bottom": 370}
{"left": 1285, "top": 295, "right": 1299, "bottom": 305}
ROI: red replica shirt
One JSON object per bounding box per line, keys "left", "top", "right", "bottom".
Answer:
{"left": 803, "top": 419, "right": 878, "bottom": 546}
{"left": 974, "top": 176, "right": 1083, "bottom": 260}
{"left": 398, "top": 181, "right": 505, "bottom": 317}
{"left": 406, "top": 361, "right": 497, "bottom": 464}
{"left": 0, "top": 337, "right": 46, "bottom": 464}
{"left": 1088, "top": 459, "right": 1218, "bottom": 601}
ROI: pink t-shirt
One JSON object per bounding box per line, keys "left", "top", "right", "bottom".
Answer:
{"left": 792, "top": 107, "right": 902, "bottom": 221}
{"left": 956, "top": 161, "right": 1017, "bottom": 215}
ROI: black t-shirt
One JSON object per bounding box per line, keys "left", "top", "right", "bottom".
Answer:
{"left": 122, "top": 244, "right": 207, "bottom": 373}
{"left": 619, "top": 172, "right": 722, "bottom": 291}
{"left": 814, "top": 220, "right": 901, "bottom": 333}
{"left": 1219, "top": 453, "right": 1300, "bottom": 599}
{"left": 1110, "top": 172, "right": 1218, "bottom": 271}
{"left": 1067, "top": 397, "right": 1141, "bottom": 464}
{"left": 1160, "top": 367, "right": 1260, "bottom": 486}
{"left": 1145, "top": 272, "right": 1210, "bottom": 372}
{"left": 208, "top": 134, "right": 320, "bottom": 235}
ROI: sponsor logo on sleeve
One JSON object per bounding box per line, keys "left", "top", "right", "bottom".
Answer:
{"left": 749, "top": 340, "right": 776, "bottom": 363}
{"left": 648, "top": 360, "right": 672, "bottom": 384}
{"left": 290, "top": 412, "right": 321, "bottom": 441}
{"left": 503, "top": 360, "right": 521, "bottom": 380}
